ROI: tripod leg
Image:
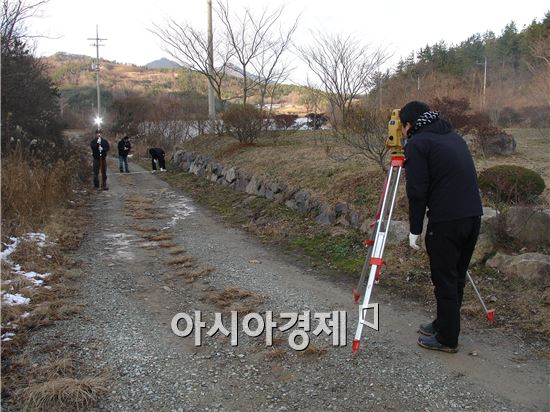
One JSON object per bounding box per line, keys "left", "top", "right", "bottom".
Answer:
{"left": 353, "top": 169, "right": 391, "bottom": 303}
{"left": 354, "top": 228, "right": 376, "bottom": 303}
{"left": 467, "top": 270, "right": 495, "bottom": 321}
{"left": 352, "top": 164, "right": 402, "bottom": 352}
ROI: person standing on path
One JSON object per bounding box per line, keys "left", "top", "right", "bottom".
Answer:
{"left": 90, "top": 129, "right": 110, "bottom": 190}
{"left": 118, "top": 135, "right": 131, "bottom": 173}
{"left": 400, "top": 100, "right": 483, "bottom": 353}
{"left": 149, "top": 147, "right": 166, "bottom": 171}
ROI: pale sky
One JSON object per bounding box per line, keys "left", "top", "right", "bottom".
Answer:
{"left": 26, "top": 0, "right": 549, "bottom": 85}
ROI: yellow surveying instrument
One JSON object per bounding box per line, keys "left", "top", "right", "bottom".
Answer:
{"left": 351, "top": 109, "right": 494, "bottom": 353}
{"left": 385, "top": 109, "right": 404, "bottom": 153}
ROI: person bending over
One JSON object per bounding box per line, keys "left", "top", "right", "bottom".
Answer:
{"left": 401, "top": 100, "right": 482, "bottom": 353}
{"left": 149, "top": 147, "right": 166, "bottom": 171}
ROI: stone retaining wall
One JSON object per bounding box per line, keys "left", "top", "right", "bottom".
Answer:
{"left": 171, "top": 150, "right": 409, "bottom": 243}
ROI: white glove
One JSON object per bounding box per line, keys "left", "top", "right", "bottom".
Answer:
{"left": 409, "top": 233, "right": 421, "bottom": 250}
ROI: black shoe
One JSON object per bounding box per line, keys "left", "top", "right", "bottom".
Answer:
{"left": 120, "top": 169, "right": 124, "bottom": 173}
{"left": 125, "top": 170, "right": 130, "bottom": 173}
{"left": 101, "top": 186, "right": 109, "bottom": 191}
{"left": 418, "top": 322, "right": 436, "bottom": 336}
{"left": 417, "top": 335, "right": 458, "bottom": 353}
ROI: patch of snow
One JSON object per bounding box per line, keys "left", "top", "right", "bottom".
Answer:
{"left": 2, "top": 293, "right": 30, "bottom": 306}
{"left": 1, "top": 332, "right": 15, "bottom": 341}
{"left": 1, "top": 237, "right": 18, "bottom": 260}
{"left": 167, "top": 196, "right": 195, "bottom": 226}
{"left": 13, "top": 267, "right": 49, "bottom": 285}
{"left": 24, "top": 232, "right": 48, "bottom": 248}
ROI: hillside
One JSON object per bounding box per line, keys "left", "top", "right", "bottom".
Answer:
{"left": 43, "top": 53, "right": 309, "bottom": 114}
{"left": 372, "top": 12, "right": 550, "bottom": 122}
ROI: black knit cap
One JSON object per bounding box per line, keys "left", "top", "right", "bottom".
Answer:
{"left": 399, "top": 101, "right": 430, "bottom": 126}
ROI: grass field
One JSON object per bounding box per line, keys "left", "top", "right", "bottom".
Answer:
{"left": 176, "top": 127, "right": 550, "bottom": 216}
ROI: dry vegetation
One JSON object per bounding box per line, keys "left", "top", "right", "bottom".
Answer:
{"left": 207, "top": 287, "right": 265, "bottom": 314}
{"left": 124, "top": 198, "right": 214, "bottom": 284}
{"left": 0, "top": 188, "right": 109, "bottom": 410}
{"left": 1, "top": 149, "right": 90, "bottom": 237}
{"left": 179, "top": 128, "right": 550, "bottom": 209}
{"left": 0, "top": 134, "right": 108, "bottom": 409}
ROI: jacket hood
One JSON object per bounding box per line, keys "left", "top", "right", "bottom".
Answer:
{"left": 415, "top": 118, "right": 453, "bottom": 135}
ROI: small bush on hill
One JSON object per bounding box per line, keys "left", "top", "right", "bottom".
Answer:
{"left": 221, "top": 104, "right": 263, "bottom": 143}
{"left": 305, "top": 113, "right": 328, "bottom": 130}
{"left": 478, "top": 165, "right": 545, "bottom": 204}
{"left": 273, "top": 114, "right": 298, "bottom": 130}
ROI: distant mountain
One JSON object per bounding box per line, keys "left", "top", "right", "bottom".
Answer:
{"left": 50, "top": 52, "right": 91, "bottom": 61}
{"left": 145, "top": 57, "right": 181, "bottom": 69}
{"left": 224, "top": 63, "right": 260, "bottom": 81}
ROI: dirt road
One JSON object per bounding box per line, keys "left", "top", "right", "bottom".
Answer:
{"left": 28, "top": 156, "right": 548, "bottom": 411}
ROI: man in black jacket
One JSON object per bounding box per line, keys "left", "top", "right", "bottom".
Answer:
{"left": 401, "top": 101, "right": 482, "bottom": 353}
{"left": 90, "top": 129, "right": 110, "bottom": 190}
{"left": 149, "top": 147, "right": 166, "bottom": 171}
{"left": 118, "top": 135, "right": 131, "bottom": 173}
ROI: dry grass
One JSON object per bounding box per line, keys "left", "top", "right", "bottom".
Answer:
{"left": 207, "top": 287, "right": 265, "bottom": 313}
{"left": 33, "top": 357, "right": 76, "bottom": 380}
{"left": 168, "top": 254, "right": 193, "bottom": 265}
{"left": 19, "top": 376, "right": 108, "bottom": 411}
{"left": 147, "top": 233, "right": 174, "bottom": 242}
{"left": 175, "top": 266, "right": 212, "bottom": 283}
{"left": 168, "top": 247, "right": 187, "bottom": 255}
{"left": 129, "top": 224, "right": 158, "bottom": 233}
{"left": 44, "top": 205, "right": 90, "bottom": 251}
{"left": 158, "top": 240, "right": 178, "bottom": 248}
{"left": 1, "top": 302, "right": 29, "bottom": 324}
{"left": 9, "top": 239, "right": 69, "bottom": 274}
{"left": 476, "top": 128, "right": 550, "bottom": 203}
{"left": 1, "top": 150, "right": 87, "bottom": 236}
{"left": 265, "top": 348, "right": 286, "bottom": 360}
{"left": 124, "top": 195, "right": 160, "bottom": 220}
{"left": 299, "top": 344, "right": 328, "bottom": 357}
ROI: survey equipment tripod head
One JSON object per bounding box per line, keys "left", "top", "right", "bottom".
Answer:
{"left": 386, "top": 109, "right": 404, "bottom": 154}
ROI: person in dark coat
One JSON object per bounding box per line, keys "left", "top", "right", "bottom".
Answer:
{"left": 90, "top": 129, "right": 110, "bottom": 190}
{"left": 149, "top": 147, "right": 166, "bottom": 171}
{"left": 400, "top": 101, "right": 483, "bottom": 353}
{"left": 117, "top": 136, "right": 132, "bottom": 173}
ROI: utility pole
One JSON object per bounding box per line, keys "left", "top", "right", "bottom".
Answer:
{"left": 207, "top": 0, "right": 216, "bottom": 123}
{"left": 482, "top": 56, "right": 487, "bottom": 109}
{"left": 88, "top": 25, "right": 107, "bottom": 127}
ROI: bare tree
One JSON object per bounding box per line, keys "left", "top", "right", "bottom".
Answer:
{"left": 1, "top": 0, "right": 48, "bottom": 53}
{"left": 250, "top": 15, "right": 299, "bottom": 111}
{"left": 216, "top": 0, "right": 291, "bottom": 105}
{"left": 327, "top": 107, "right": 391, "bottom": 172}
{"left": 525, "top": 37, "right": 550, "bottom": 107}
{"left": 150, "top": 19, "right": 233, "bottom": 104}
{"left": 298, "top": 33, "right": 389, "bottom": 127}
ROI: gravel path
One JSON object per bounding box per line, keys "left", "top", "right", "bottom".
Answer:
{"left": 25, "top": 158, "right": 548, "bottom": 411}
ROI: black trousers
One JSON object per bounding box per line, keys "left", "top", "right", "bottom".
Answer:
{"left": 152, "top": 155, "right": 165, "bottom": 170}
{"left": 425, "top": 216, "right": 481, "bottom": 347}
{"left": 93, "top": 157, "right": 107, "bottom": 188}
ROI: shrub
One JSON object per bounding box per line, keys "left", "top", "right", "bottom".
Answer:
{"left": 478, "top": 165, "right": 545, "bottom": 204}
{"left": 431, "top": 97, "right": 471, "bottom": 131}
{"left": 498, "top": 106, "right": 524, "bottom": 128}
{"left": 305, "top": 113, "right": 328, "bottom": 129}
{"left": 430, "top": 96, "right": 503, "bottom": 136}
{"left": 273, "top": 114, "right": 298, "bottom": 130}
{"left": 221, "top": 104, "right": 264, "bottom": 143}
{"left": 519, "top": 105, "right": 550, "bottom": 129}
